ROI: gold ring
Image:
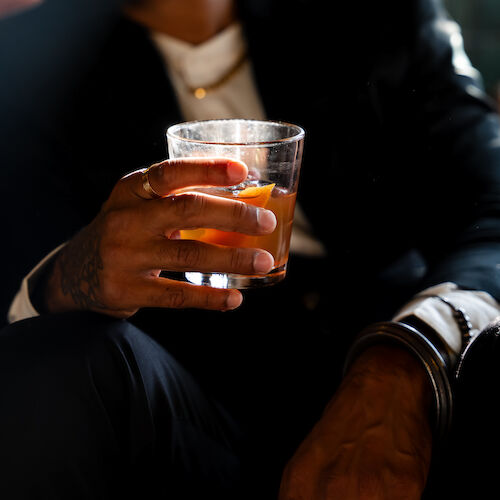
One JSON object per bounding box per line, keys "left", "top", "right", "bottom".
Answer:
{"left": 141, "top": 166, "right": 162, "bottom": 199}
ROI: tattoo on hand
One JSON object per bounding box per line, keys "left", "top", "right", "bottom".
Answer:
{"left": 58, "top": 218, "right": 107, "bottom": 310}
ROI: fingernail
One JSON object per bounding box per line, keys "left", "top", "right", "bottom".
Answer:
{"left": 225, "top": 291, "right": 243, "bottom": 310}
{"left": 253, "top": 251, "right": 274, "bottom": 274}
{"left": 227, "top": 160, "right": 247, "bottom": 184}
{"left": 257, "top": 208, "right": 277, "bottom": 232}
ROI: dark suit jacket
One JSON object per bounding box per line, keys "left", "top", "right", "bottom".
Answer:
{"left": 2, "top": 0, "right": 500, "bottom": 335}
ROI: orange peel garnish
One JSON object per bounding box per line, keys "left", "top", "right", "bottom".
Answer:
{"left": 236, "top": 183, "right": 275, "bottom": 208}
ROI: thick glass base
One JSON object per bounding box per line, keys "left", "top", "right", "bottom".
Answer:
{"left": 184, "top": 264, "right": 287, "bottom": 289}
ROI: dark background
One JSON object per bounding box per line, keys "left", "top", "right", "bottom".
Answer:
{"left": 445, "top": 0, "right": 500, "bottom": 100}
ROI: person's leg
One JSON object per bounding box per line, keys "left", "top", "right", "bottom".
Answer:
{"left": 0, "top": 312, "right": 243, "bottom": 500}
{"left": 129, "top": 257, "right": 362, "bottom": 498}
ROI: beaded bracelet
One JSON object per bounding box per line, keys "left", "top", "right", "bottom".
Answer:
{"left": 416, "top": 294, "right": 475, "bottom": 378}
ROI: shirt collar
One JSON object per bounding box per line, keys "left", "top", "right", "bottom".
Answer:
{"left": 150, "top": 22, "right": 247, "bottom": 89}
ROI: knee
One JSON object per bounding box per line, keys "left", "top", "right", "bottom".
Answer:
{"left": 0, "top": 311, "right": 208, "bottom": 427}
{"left": 0, "top": 311, "right": 149, "bottom": 367}
{"left": 0, "top": 311, "right": 130, "bottom": 395}
{"left": 0, "top": 312, "right": 154, "bottom": 451}
{"left": 0, "top": 312, "right": 154, "bottom": 431}
{"left": 0, "top": 313, "right": 158, "bottom": 497}
{"left": 2, "top": 310, "right": 131, "bottom": 342}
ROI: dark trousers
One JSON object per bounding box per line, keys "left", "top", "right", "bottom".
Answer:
{"left": 0, "top": 255, "right": 354, "bottom": 500}
{"left": 0, "top": 301, "right": 346, "bottom": 500}
{"left": 1, "top": 261, "right": 499, "bottom": 498}
{"left": 0, "top": 312, "right": 250, "bottom": 499}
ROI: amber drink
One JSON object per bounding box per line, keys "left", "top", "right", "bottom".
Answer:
{"left": 167, "top": 119, "right": 304, "bottom": 289}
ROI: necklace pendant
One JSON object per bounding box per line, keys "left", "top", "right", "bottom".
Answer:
{"left": 194, "top": 87, "right": 207, "bottom": 100}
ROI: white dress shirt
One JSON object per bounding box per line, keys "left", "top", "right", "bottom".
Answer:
{"left": 8, "top": 23, "right": 500, "bottom": 366}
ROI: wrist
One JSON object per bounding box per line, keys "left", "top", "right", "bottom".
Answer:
{"left": 343, "top": 321, "right": 453, "bottom": 443}
{"left": 345, "top": 344, "right": 433, "bottom": 414}
{"left": 30, "top": 262, "right": 54, "bottom": 315}
{"left": 43, "top": 255, "right": 66, "bottom": 313}
{"left": 28, "top": 248, "right": 63, "bottom": 315}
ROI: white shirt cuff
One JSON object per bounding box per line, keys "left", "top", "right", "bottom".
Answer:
{"left": 7, "top": 243, "right": 66, "bottom": 324}
{"left": 393, "top": 282, "right": 500, "bottom": 365}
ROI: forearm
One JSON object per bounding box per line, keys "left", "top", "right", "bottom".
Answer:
{"left": 340, "top": 343, "right": 433, "bottom": 428}
{"left": 44, "top": 218, "right": 109, "bottom": 315}
{"left": 280, "top": 343, "right": 433, "bottom": 500}
{"left": 8, "top": 220, "right": 108, "bottom": 321}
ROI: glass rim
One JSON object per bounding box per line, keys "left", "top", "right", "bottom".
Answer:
{"left": 166, "top": 119, "right": 305, "bottom": 147}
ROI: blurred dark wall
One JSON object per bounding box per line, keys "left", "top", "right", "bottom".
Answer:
{"left": 445, "top": 0, "right": 500, "bottom": 100}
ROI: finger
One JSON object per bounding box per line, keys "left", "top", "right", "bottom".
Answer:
{"left": 130, "top": 158, "right": 248, "bottom": 200}
{"left": 150, "top": 192, "right": 277, "bottom": 234}
{"left": 141, "top": 239, "right": 275, "bottom": 275}
{"left": 135, "top": 278, "right": 243, "bottom": 311}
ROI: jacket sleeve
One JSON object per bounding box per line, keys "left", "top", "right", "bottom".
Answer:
{"left": 410, "top": 0, "right": 500, "bottom": 301}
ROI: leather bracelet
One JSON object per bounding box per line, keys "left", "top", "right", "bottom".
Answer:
{"left": 343, "top": 321, "right": 453, "bottom": 443}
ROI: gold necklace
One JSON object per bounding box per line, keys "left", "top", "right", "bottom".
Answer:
{"left": 187, "top": 52, "right": 248, "bottom": 100}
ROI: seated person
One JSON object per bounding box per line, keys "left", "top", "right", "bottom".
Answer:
{"left": 2, "top": 0, "right": 500, "bottom": 498}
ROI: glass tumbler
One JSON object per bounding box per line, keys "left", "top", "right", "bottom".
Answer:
{"left": 166, "top": 119, "right": 304, "bottom": 289}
